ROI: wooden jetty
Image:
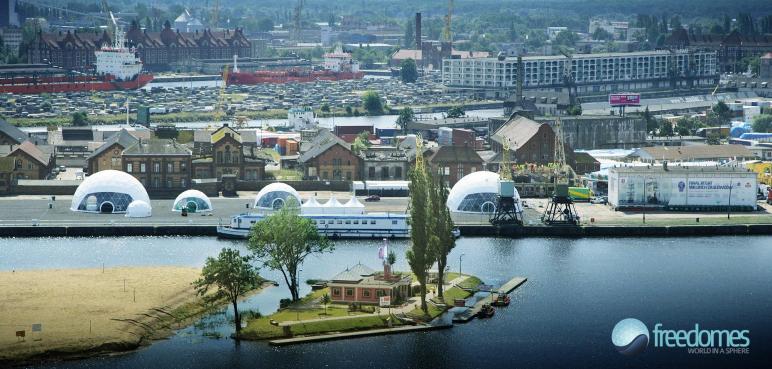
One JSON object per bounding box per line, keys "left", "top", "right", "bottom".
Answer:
{"left": 452, "top": 277, "right": 527, "bottom": 323}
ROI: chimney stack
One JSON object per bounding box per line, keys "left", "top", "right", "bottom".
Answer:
{"left": 415, "top": 13, "right": 422, "bottom": 50}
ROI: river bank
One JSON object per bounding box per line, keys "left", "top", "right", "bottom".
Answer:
{"left": 0, "top": 266, "right": 212, "bottom": 366}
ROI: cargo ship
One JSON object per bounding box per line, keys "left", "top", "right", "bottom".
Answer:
{"left": 0, "top": 26, "right": 152, "bottom": 94}
{"left": 227, "top": 47, "right": 363, "bottom": 85}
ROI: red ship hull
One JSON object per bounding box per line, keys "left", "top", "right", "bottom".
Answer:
{"left": 0, "top": 74, "right": 154, "bottom": 94}
{"left": 228, "top": 69, "right": 364, "bottom": 85}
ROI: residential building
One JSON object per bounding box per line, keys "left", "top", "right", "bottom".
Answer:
{"left": 299, "top": 129, "right": 362, "bottom": 181}
{"left": 122, "top": 139, "right": 192, "bottom": 193}
{"left": 0, "top": 156, "right": 13, "bottom": 193}
{"left": 0, "top": 0, "right": 19, "bottom": 27}
{"left": 0, "top": 119, "right": 29, "bottom": 145}
{"left": 442, "top": 50, "right": 719, "bottom": 95}
{"left": 86, "top": 129, "right": 138, "bottom": 174}
{"left": 191, "top": 125, "right": 267, "bottom": 180}
{"left": 425, "top": 145, "right": 484, "bottom": 187}
{"left": 27, "top": 30, "right": 111, "bottom": 70}
{"left": 327, "top": 263, "right": 412, "bottom": 305}
{"left": 0, "top": 26, "right": 22, "bottom": 55}
{"left": 761, "top": 52, "right": 772, "bottom": 79}
{"left": 490, "top": 115, "right": 561, "bottom": 165}
{"left": 3, "top": 141, "right": 53, "bottom": 180}
{"left": 665, "top": 29, "right": 772, "bottom": 73}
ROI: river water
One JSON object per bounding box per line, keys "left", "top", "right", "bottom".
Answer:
{"left": 1, "top": 235, "right": 770, "bottom": 368}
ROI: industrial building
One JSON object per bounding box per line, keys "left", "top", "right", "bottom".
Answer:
{"left": 441, "top": 50, "right": 718, "bottom": 96}
{"left": 608, "top": 165, "right": 758, "bottom": 211}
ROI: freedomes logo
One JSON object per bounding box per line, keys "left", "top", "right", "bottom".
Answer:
{"left": 612, "top": 318, "right": 650, "bottom": 355}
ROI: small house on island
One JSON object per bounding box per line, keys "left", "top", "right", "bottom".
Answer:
{"left": 328, "top": 263, "right": 411, "bottom": 305}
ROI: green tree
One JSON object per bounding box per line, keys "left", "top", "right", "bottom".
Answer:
{"left": 395, "top": 107, "right": 414, "bottom": 133}
{"left": 752, "top": 114, "right": 772, "bottom": 133}
{"left": 362, "top": 91, "right": 383, "bottom": 115}
{"left": 406, "top": 160, "right": 433, "bottom": 314}
{"left": 567, "top": 104, "right": 582, "bottom": 116}
{"left": 591, "top": 28, "right": 613, "bottom": 41}
{"left": 352, "top": 131, "right": 371, "bottom": 154}
{"left": 400, "top": 58, "right": 418, "bottom": 83}
{"left": 321, "top": 293, "right": 331, "bottom": 315}
{"left": 428, "top": 170, "right": 455, "bottom": 298}
{"left": 256, "top": 18, "right": 275, "bottom": 32}
{"left": 554, "top": 30, "right": 579, "bottom": 47}
{"left": 72, "top": 111, "right": 89, "bottom": 126}
{"left": 643, "top": 106, "right": 657, "bottom": 134}
{"left": 658, "top": 119, "right": 674, "bottom": 136}
{"left": 320, "top": 103, "right": 330, "bottom": 113}
{"left": 248, "top": 202, "right": 333, "bottom": 302}
{"left": 712, "top": 102, "right": 732, "bottom": 126}
{"left": 345, "top": 106, "right": 352, "bottom": 115}
{"left": 446, "top": 105, "right": 465, "bottom": 118}
{"left": 193, "top": 248, "right": 260, "bottom": 338}
{"left": 387, "top": 250, "right": 397, "bottom": 268}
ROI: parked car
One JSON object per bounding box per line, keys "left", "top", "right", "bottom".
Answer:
{"left": 59, "top": 165, "right": 67, "bottom": 172}
{"left": 590, "top": 196, "right": 607, "bottom": 204}
{"left": 365, "top": 195, "right": 381, "bottom": 202}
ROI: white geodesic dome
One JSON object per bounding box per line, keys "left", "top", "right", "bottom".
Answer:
{"left": 125, "top": 200, "right": 152, "bottom": 218}
{"left": 447, "top": 171, "right": 521, "bottom": 214}
{"left": 71, "top": 170, "right": 150, "bottom": 214}
{"left": 172, "top": 189, "right": 213, "bottom": 212}
{"left": 254, "top": 182, "right": 302, "bottom": 210}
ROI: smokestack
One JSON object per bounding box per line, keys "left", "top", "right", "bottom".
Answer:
{"left": 415, "top": 13, "right": 422, "bottom": 49}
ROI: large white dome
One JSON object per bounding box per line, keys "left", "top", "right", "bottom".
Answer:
{"left": 447, "top": 171, "right": 521, "bottom": 214}
{"left": 172, "top": 189, "right": 213, "bottom": 212}
{"left": 126, "top": 200, "right": 152, "bottom": 218}
{"left": 71, "top": 170, "right": 150, "bottom": 213}
{"left": 254, "top": 182, "right": 302, "bottom": 209}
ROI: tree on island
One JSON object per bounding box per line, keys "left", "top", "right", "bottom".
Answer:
{"left": 72, "top": 111, "right": 89, "bottom": 126}
{"left": 753, "top": 114, "right": 772, "bottom": 133}
{"left": 193, "top": 248, "right": 260, "bottom": 339}
{"left": 406, "top": 149, "right": 435, "bottom": 315}
{"left": 395, "top": 107, "right": 414, "bottom": 134}
{"left": 362, "top": 90, "right": 384, "bottom": 115}
{"left": 428, "top": 170, "right": 455, "bottom": 298}
{"left": 446, "top": 105, "right": 465, "bottom": 119}
{"left": 321, "top": 293, "right": 331, "bottom": 315}
{"left": 400, "top": 58, "right": 418, "bottom": 83}
{"left": 248, "top": 201, "right": 333, "bottom": 302}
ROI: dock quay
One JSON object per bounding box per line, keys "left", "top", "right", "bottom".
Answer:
{"left": 268, "top": 324, "right": 451, "bottom": 346}
{"left": 453, "top": 277, "right": 527, "bottom": 323}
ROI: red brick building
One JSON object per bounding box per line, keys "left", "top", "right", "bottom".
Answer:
{"left": 425, "top": 145, "right": 484, "bottom": 187}
{"left": 328, "top": 263, "right": 412, "bottom": 305}
{"left": 27, "top": 21, "right": 251, "bottom": 71}
{"left": 299, "top": 129, "right": 363, "bottom": 181}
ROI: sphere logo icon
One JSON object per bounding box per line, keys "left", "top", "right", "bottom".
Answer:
{"left": 611, "top": 318, "right": 649, "bottom": 355}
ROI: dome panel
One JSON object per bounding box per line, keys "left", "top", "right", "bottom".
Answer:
{"left": 447, "top": 171, "right": 521, "bottom": 214}
{"left": 71, "top": 170, "right": 150, "bottom": 214}
{"left": 172, "top": 189, "right": 213, "bottom": 212}
{"left": 254, "top": 183, "right": 301, "bottom": 209}
{"left": 126, "top": 200, "right": 152, "bottom": 218}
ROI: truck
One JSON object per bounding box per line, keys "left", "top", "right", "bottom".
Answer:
{"left": 568, "top": 187, "right": 592, "bottom": 202}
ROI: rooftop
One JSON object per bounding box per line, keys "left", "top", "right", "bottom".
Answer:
{"left": 609, "top": 165, "right": 755, "bottom": 175}
{"left": 632, "top": 144, "right": 755, "bottom": 161}
{"left": 123, "top": 139, "right": 192, "bottom": 156}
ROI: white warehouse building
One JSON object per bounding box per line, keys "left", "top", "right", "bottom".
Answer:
{"left": 608, "top": 165, "right": 758, "bottom": 211}
{"left": 442, "top": 49, "right": 718, "bottom": 95}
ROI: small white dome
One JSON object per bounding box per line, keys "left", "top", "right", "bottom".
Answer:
{"left": 71, "top": 170, "right": 150, "bottom": 214}
{"left": 172, "top": 189, "right": 213, "bottom": 212}
{"left": 254, "top": 183, "right": 302, "bottom": 209}
{"left": 126, "top": 200, "right": 152, "bottom": 218}
{"left": 447, "top": 171, "right": 521, "bottom": 214}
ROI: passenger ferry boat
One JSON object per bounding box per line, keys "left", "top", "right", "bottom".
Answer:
{"left": 217, "top": 211, "right": 410, "bottom": 239}
{"left": 217, "top": 186, "right": 409, "bottom": 239}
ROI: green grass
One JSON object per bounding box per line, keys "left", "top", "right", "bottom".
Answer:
{"left": 406, "top": 302, "right": 445, "bottom": 321}
{"left": 457, "top": 276, "right": 482, "bottom": 290}
{"left": 266, "top": 169, "right": 303, "bottom": 180}
{"left": 290, "top": 315, "right": 404, "bottom": 336}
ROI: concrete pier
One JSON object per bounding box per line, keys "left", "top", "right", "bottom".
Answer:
{"left": 268, "top": 324, "right": 450, "bottom": 346}
{"left": 453, "top": 277, "right": 527, "bottom": 323}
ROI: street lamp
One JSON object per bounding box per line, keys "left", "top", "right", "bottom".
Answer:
{"left": 458, "top": 253, "right": 466, "bottom": 276}
{"left": 727, "top": 178, "right": 733, "bottom": 219}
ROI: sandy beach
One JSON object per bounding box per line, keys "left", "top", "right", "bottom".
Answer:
{"left": 0, "top": 266, "right": 204, "bottom": 364}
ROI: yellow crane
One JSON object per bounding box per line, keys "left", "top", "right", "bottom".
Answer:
{"left": 442, "top": 0, "right": 454, "bottom": 43}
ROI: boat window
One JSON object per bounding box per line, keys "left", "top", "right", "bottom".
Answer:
{"left": 370, "top": 220, "right": 376, "bottom": 224}
{"left": 250, "top": 221, "right": 256, "bottom": 224}
{"left": 337, "top": 220, "right": 343, "bottom": 224}
{"left": 353, "top": 220, "right": 359, "bottom": 224}
{"left": 392, "top": 220, "right": 398, "bottom": 225}
{"left": 345, "top": 220, "right": 351, "bottom": 224}
{"left": 319, "top": 220, "right": 325, "bottom": 225}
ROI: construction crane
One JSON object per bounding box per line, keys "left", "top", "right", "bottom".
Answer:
{"left": 211, "top": 65, "right": 229, "bottom": 130}
{"left": 211, "top": 0, "right": 220, "bottom": 28}
{"left": 558, "top": 47, "right": 577, "bottom": 108}
{"left": 490, "top": 138, "right": 523, "bottom": 226}
{"left": 442, "top": 0, "right": 454, "bottom": 43}
{"left": 293, "top": 0, "right": 305, "bottom": 42}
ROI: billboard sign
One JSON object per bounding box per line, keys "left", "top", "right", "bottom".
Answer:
{"left": 609, "top": 93, "right": 641, "bottom": 106}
